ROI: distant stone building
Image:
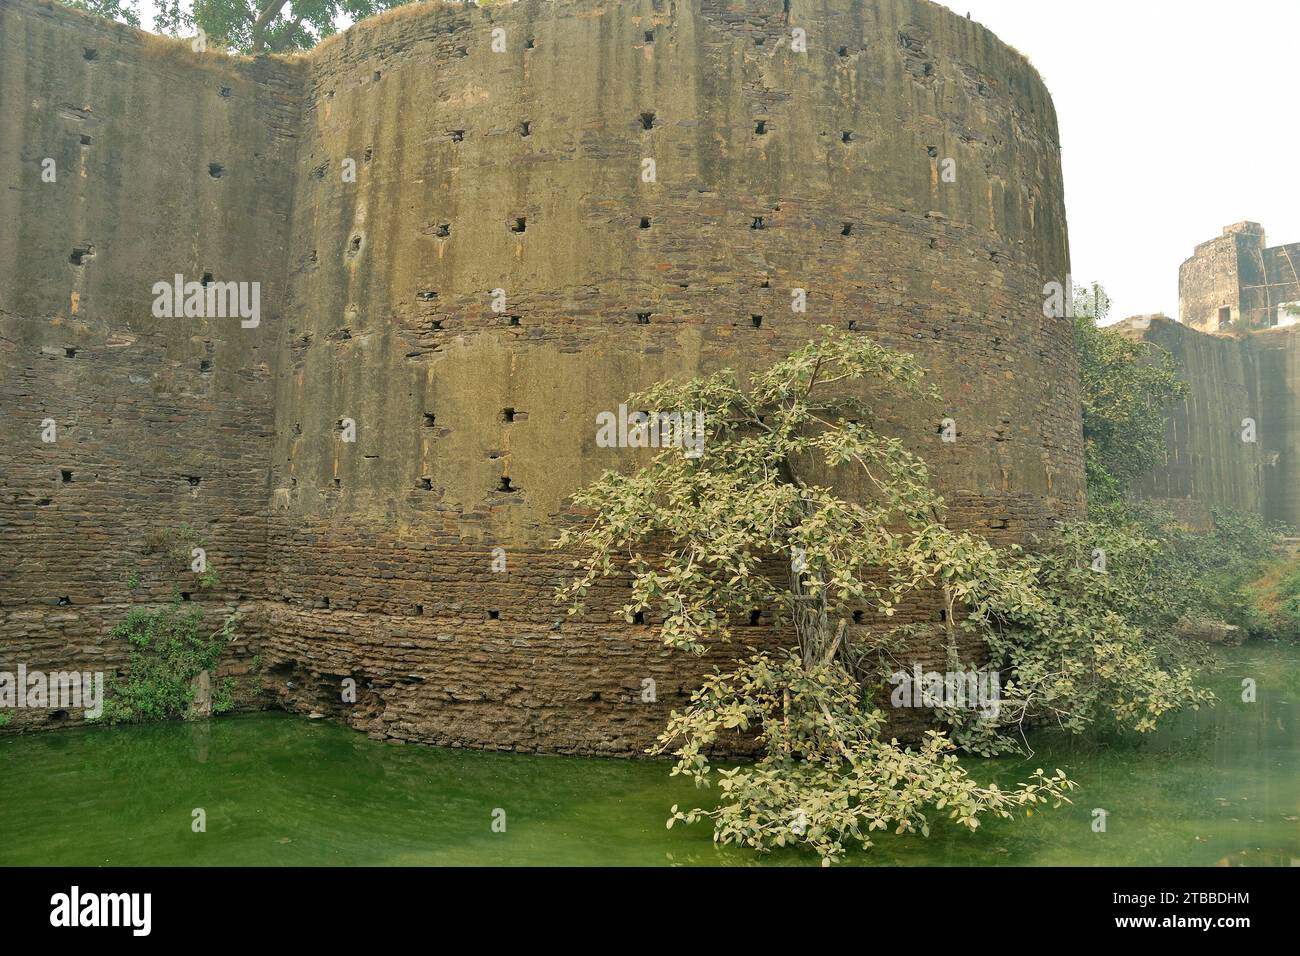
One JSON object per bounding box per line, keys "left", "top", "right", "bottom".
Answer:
{"left": 1180, "top": 222, "right": 1300, "bottom": 332}
{"left": 1119, "top": 221, "right": 1300, "bottom": 528}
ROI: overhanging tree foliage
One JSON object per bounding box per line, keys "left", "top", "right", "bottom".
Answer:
{"left": 557, "top": 329, "right": 1209, "bottom": 862}
{"left": 63, "top": 0, "right": 420, "bottom": 54}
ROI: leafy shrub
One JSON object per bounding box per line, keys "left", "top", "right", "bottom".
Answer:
{"left": 100, "top": 602, "right": 237, "bottom": 724}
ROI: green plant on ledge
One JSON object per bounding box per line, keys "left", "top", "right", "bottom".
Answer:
{"left": 99, "top": 600, "right": 237, "bottom": 724}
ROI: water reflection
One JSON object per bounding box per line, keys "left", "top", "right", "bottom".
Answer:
{"left": 1, "top": 647, "right": 1296, "bottom": 866}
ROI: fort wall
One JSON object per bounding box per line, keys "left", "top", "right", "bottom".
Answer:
{"left": 0, "top": 0, "right": 1086, "bottom": 751}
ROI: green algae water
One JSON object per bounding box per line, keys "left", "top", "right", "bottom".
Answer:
{"left": 2, "top": 645, "right": 1297, "bottom": 866}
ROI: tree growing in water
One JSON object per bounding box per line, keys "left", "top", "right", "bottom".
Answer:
{"left": 557, "top": 329, "right": 1208, "bottom": 863}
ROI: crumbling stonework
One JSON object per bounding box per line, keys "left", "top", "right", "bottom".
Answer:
{"left": 1, "top": 0, "right": 1086, "bottom": 752}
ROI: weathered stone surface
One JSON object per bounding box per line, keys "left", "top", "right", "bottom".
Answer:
{"left": 1, "top": 0, "right": 1086, "bottom": 752}
{"left": 1174, "top": 617, "right": 1243, "bottom": 647}
{"left": 1180, "top": 222, "right": 1300, "bottom": 333}
{"left": 1116, "top": 313, "right": 1299, "bottom": 530}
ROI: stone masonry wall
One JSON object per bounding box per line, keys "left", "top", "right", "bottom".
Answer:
{"left": 1, "top": 0, "right": 1087, "bottom": 753}
{"left": 0, "top": 0, "right": 302, "bottom": 731}
{"left": 1117, "top": 316, "right": 1299, "bottom": 530}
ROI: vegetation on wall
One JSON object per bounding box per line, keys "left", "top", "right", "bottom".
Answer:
{"left": 1070, "top": 283, "right": 1295, "bottom": 641}
{"left": 558, "top": 329, "right": 1211, "bottom": 862}
{"left": 100, "top": 602, "right": 237, "bottom": 724}
{"left": 101, "top": 524, "right": 237, "bottom": 724}
{"left": 1070, "top": 285, "right": 1188, "bottom": 503}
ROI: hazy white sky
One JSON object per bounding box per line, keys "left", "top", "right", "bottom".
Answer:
{"left": 958, "top": 0, "right": 1300, "bottom": 321}
{"left": 138, "top": 0, "right": 1300, "bottom": 321}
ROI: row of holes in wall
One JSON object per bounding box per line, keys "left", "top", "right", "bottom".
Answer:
{"left": 290, "top": 605, "right": 948, "bottom": 626}
{"left": 332, "top": 26, "right": 896, "bottom": 99}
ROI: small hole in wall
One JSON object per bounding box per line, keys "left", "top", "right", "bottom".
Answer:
{"left": 180, "top": 592, "right": 193, "bottom": 602}
{"left": 640, "top": 111, "right": 655, "bottom": 130}
{"left": 57, "top": 596, "right": 71, "bottom": 605}
{"left": 755, "top": 120, "right": 767, "bottom": 135}
{"left": 633, "top": 610, "right": 645, "bottom": 624}
{"left": 510, "top": 217, "right": 526, "bottom": 233}
{"left": 419, "top": 477, "right": 432, "bottom": 491}
{"left": 363, "top": 146, "right": 373, "bottom": 163}
{"left": 501, "top": 407, "right": 516, "bottom": 423}
{"left": 526, "top": 37, "right": 535, "bottom": 49}
{"left": 414, "top": 604, "right": 424, "bottom": 615}
{"left": 748, "top": 610, "right": 761, "bottom": 626}
{"left": 333, "top": 478, "right": 341, "bottom": 488}
{"left": 842, "top": 130, "right": 853, "bottom": 143}
{"left": 61, "top": 470, "right": 72, "bottom": 483}
{"left": 518, "top": 120, "right": 531, "bottom": 137}
{"left": 80, "top": 134, "right": 91, "bottom": 146}
{"left": 760, "top": 278, "right": 770, "bottom": 288}
{"left": 64, "top": 347, "right": 76, "bottom": 358}
{"left": 754, "top": 37, "right": 765, "bottom": 47}
{"left": 751, "top": 216, "right": 765, "bottom": 230}
{"left": 506, "top": 315, "right": 520, "bottom": 327}
{"left": 373, "top": 70, "right": 381, "bottom": 82}
{"left": 186, "top": 475, "right": 201, "bottom": 487}
{"left": 637, "top": 312, "right": 651, "bottom": 324}
{"left": 416, "top": 290, "right": 437, "bottom": 302}
{"left": 848, "top": 320, "right": 859, "bottom": 331}
{"left": 838, "top": 45, "right": 848, "bottom": 57}
{"left": 841, "top": 222, "right": 853, "bottom": 236}
{"left": 645, "top": 30, "right": 654, "bottom": 43}
{"left": 321, "top": 596, "right": 331, "bottom": 608}
{"left": 218, "top": 86, "right": 232, "bottom": 98}
{"left": 200, "top": 359, "right": 212, "bottom": 372}
{"left": 348, "top": 235, "right": 362, "bottom": 255}
{"left": 488, "top": 609, "right": 500, "bottom": 620}
{"left": 436, "top": 223, "right": 450, "bottom": 237}
{"left": 69, "top": 245, "right": 94, "bottom": 266}
{"left": 201, "top": 272, "right": 213, "bottom": 286}
{"left": 852, "top": 610, "right": 864, "bottom": 623}
{"left": 429, "top": 320, "right": 443, "bottom": 331}
{"left": 639, "top": 217, "right": 651, "bottom": 229}
{"left": 751, "top": 315, "right": 763, "bottom": 328}
{"left": 935, "top": 608, "right": 948, "bottom": 622}
{"left": 927, "top": 145, "right": 939, "bottom": 157}
{"left": 498, "top": 476, "right": 517, "bottom": 492}
{"left": 423, "top": 412, "right": 436, "bottom": 427}
{"left": 83, "top": 48, "right": 98, "bottom": 60}
{"left": 208, "top": 163, "right": 224, "bottom": 179}
{"left": 450, "top": 130, "right": 465, "bottom": 142}
{"left": 50, "top": 709, "right": 68, "bottom": 721}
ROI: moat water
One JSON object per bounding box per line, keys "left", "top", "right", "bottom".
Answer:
{"left": 2, "top": 645, "right": 1297, "bottom": 866}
